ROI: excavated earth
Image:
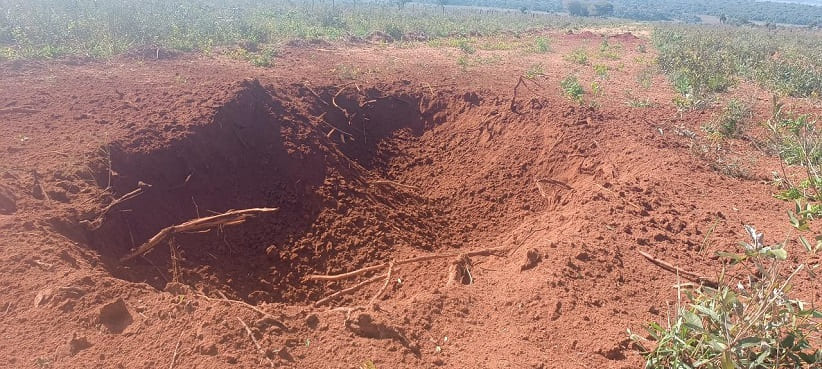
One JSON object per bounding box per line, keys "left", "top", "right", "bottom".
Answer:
{"left": 0, "top": 31, "right": 819, "bottom": 368}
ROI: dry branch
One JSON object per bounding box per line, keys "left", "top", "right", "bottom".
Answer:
{"left": 198, "top": 291, "right": 287, "bottom": 330}
{"left": 638, "top": 250, "right": 718, "bottom": 288}
{"left": 306, "top": 245, "right": 509, "bottom": 282}
{"left": 371, "top": 180, "right": 418, "bottom": 191}
{"left": 314, "top": 273, "right": 386, "bottom": 307}
{"left": 81, "top": 183, "right": 150, "bottom": 231}
{"left": 368, "top": 261, "right": 394, "bottom": 307}
{"left": 120, "top": 208, "right": 278, "bottom": 262}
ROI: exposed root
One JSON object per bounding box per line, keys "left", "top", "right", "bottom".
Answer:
{"left": 197, "top": 291, "right": 287, "bottom": 330}
{"left": 370, "top": 179, "right": 418, "bottom": 191}
{"left": 120, "top": 208, "right": 278, "bottom": 262}
{"left": 638, "top": 250, "right": 718, "bottom": 288}
{"left": 314, "top": 274, "right": 386, "bottom": 307}
{"left": 310, "top": 246, "right": 510, "bottom": 307}
{"left": 81, "top": 182, "right": 150, "bottom": 231}
{"left": 367, "top": 261, "right": 395, "bottom": 307}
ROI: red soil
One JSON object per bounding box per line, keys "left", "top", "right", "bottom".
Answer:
{"left": 0, "top": 31, "right": 818, "bottom": 368}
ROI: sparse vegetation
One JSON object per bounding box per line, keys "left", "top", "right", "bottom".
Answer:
{"left": 654, "top": 25, "right": 822, "bottom": 99}
{"left": 560, "top": 75, "right": 585, "bottom": 102}
{"left": 0, "top": 0, "right": 619, "bottom": 61}
{"left": 630, "top": 226, "right": 821, "bottom": 369}
{"left": 565, "top": 48, "right": 590, "bottom": 65}
{"left": 524, "top": 63, "right": 545, "bottom": 79}
{"left": 530, "top": 36, "right": 551, "bottom": 54}
{"left": 702, "top": 99, "right": 751, "bottom": 139}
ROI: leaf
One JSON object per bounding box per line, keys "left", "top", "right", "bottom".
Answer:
{"left": 692, "top": 304, "right": 721, "bottom": 324}
{"left": 799, "top": 235, "right": 812, "bottom": 252}
{"left": 736, "top": 337, "right": 762, "bottom": 349}
{"left": 767, "top": 247, "right": 788, "bottom": 260}
{"left": 682, "top": 310, "right": 704, "bottom": 331}
{"left": 708, "top": 340, "right": 728, "bottom": 353}
{"left": 721, "top": 351, "right": 736, "bottom": 369}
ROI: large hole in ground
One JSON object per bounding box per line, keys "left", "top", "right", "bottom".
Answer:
{"left": 83, "top": 80, "right": 459, "bottom": 304}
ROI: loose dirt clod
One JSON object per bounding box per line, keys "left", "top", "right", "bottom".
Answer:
{"left": 520, "top": 248, "right": 542, "bottom": 271}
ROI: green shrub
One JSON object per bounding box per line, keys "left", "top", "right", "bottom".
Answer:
{"left": 560, "top": 75, "right": 585, "bottom": 102}
{"left": 703, "top": 99, "right": 750, "bottom": 138}
{"left": 630, "top": 226, "right": 821, "bottom": 369}
{"left": 565, "top": 48, "right": 589, "bottom": 65}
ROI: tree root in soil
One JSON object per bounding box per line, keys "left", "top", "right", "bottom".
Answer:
{"left": 638, "top": 250, "right": 718, "bottom": 288}
{"left": 119, "top": 208, "right": 278, "bottom": 262}
{"left": 308, "top": 245, "right": 510, "bottom": 307}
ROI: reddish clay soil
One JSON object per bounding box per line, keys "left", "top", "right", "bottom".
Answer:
{"left": 0, "top": 31, "right": 819, "bottom": 369}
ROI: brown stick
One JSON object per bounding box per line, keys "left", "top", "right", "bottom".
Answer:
{"left": 198, "top": 291, "right": 287, "bottom": 330}
{"left": 169, "top": 331, "right": 183, "bottom": 369}
{"left": 302, "top": 83, "right": 329, "bottom": 106}
{"left": 306, "top": 245, "right": 509, "bottom": 282}
{"left": 368, "top": 261, "right": 394, "bottom": 307}
{"left": 120, "top": 208, "right": 278, "bottom": 262}
{"left": 81, "top": 183, "right": 150, "bottom": 231}
{"left": 638, "top": 250, "right": 718, "bottom": 288}
{"left": 314, "top": 274, "right": 386, "bottom": 307}
{"left": 536, "top": 178, "right": 572, "bottom": 190}
{"left": 237, "top": 317, "right": 274, "bottom": 368}
{"left": 371, "top": 180, "right": 418, "bottom": 191}
{"left": 332, "top": 86, "right": 353, "bottom": 124}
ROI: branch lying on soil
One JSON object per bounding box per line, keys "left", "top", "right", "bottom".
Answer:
{"left": 314, "top": 273, "right": 387, "bottom": 307}
{"left": 197, "top": 290, "right": 287, "bottom": 330}
{"left": 370, "top": 179, "right": 418, "bottom": 191}
{"left": 311, "top": 246, "right": 509, "bottom": 307}
{"left": 81, "top": 182, "right": 151, "bottom": 231}
{"left": 638, "top": 250, "right": 718, "bottom": 288}
{"left": 306, "top": 245, "right": 509, "bottom": 282}
{"left": 120, "top": 208, "right": 278, "bottom": 262}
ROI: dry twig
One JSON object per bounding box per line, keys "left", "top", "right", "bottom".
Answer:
{"left": 120, "top": 208, "right": 278, "bottom": 262}
{"left": 307, "top": 245, "right": 509, "bottom": 282}
{"left": 82, "top": 182, "right": 150, "bottom": 230}
{"left": 638, "top": 250, "right": 718, "bottom": 288}
{"left": 368, "top": 261, "right": 394, "bottom": 307}
{"left": 314, "top": 274, "right": 386, "bottom": 307}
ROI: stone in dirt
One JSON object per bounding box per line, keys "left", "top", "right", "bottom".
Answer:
{"left": 99, "top": 298, "right": 133, "bottom": 334}
{"left": 520, "top": 248, "right": 542, "bottom": 271}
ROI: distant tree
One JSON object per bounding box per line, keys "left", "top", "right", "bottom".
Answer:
{"left": 393, "top": 0, "right": 411, "bottom": 9}
{"left": 437, "top": 0, "right": 448, "bottom": 13}
{"left": 566, "top": 0, "right": 589, "bottom": 16}
{"left": 719, "top": 14, "right": 727, "bottom": 24}
{"left": 591, "top": 2, "right": 613, "bottom": 17}
{"left": 520, "top": 6, "right": 528, "bottom": 14}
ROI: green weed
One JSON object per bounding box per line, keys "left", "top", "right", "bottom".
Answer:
{"left": 560, "top": 75, "right": 585, "bottom": 103}
{"left": 565, "top": 48, "right": 589, "bottom": 65}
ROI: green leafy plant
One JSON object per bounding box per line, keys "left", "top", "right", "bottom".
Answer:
{"left": 531, "top": 36, "right": 551, "bottom": 53}
{"left": 630, "top": 226, "right": 821, "bottom": 369}
{"left": 456, "top": 39, "right": 476, "bottom": 54}
{"left": 565, "top": 48, "right": 589, "bottom": 65}
{"left": 703, "top": 99, "right": 751, "bottom": 139}
{"left": 593, "top": 64, "right": 609, "bottom": 79}
{"left": 560, "top": 75, "right": 585, "bottom": 103}
{"left": 524, "top": 63, "right": 545, "bottom": 79}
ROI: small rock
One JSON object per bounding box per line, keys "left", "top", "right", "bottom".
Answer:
{"left": 432, "top": 358, "right": 445, "bottom": 366}
{"left": 305, "top": 313, "right": 319, "bottom": 329}
{"left": 99, "top": 298, "right": 133, "bottom": 334}
{"left": 520, "top": 248, "right": 542, "bottom": 271}
{"left": 34, "top": 289, "right": 53, "bottom": 307}
{"left": 68, "top": 333, "right": 92, "bottom": 355}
